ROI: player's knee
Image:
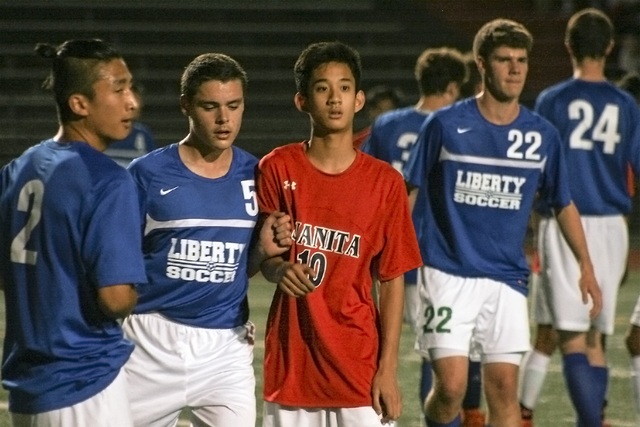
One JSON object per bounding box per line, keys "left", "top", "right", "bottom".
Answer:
{"left": 626, "top": 326, "right": 640, "bottom": 356}
{"left": 533, "top": 324, "right": 558, "bottom": 355}
{"left": 431, "top": 377, "right": 467, "bottom": 408}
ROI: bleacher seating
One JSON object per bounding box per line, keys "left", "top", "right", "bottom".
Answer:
{"left": 0, "top": 0, "right": 566, "bottom": 165}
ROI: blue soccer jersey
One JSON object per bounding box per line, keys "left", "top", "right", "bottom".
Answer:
{"left": 0, "top": 139, "right": 147, "bottom": 414}
{"left": 535, "top": 78, "right": 640, "bottom": 215}
{"left": 105, "top": 121, "right": 157, "bottom": 167}
{"left": 128, "top": 144, "right": 259, "bottom": 328}
{"left": 404, "top": 98, "right": 572, "bottom": 295}
{"left": 361, "top": 106, "right": 430, "bottom": 174}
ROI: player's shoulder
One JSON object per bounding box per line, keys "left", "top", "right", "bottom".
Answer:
{"left": 423, "top": 98, "right": 476, "bottom": 133}
{"left": 66, "top": 140, "right": 129, "bottom": 177}
{"left": 538, "top": 78, "right": 574, "bottom": 98}
{"left": 359, "top": 151, "right": 404, "bottom": 180}
{"left": 229, "top": 145, "right": 259, "bottom": 175}
{"left": 259, "top": 141, "right": 304, "bottom": 168}
{"left": 374, "top": 106, "right": 416, "bottom": 126}
{"left": 128, "top": 143, "right": 177, "bottom": 172}
{"left": 519, "top": 103, "right": 553, "bottom": 124}
{"left": 432, "top": 97, "right": 472, "bottom": 121}
{"left": 231, "top": 145, "right": 258, "bottom": 164}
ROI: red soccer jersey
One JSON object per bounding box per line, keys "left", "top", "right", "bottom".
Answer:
{"left": 352, "top": 125, "right": 371, "bottom": 148}
{"left": 257, "top": 142, "right": 422, "bottom": 408}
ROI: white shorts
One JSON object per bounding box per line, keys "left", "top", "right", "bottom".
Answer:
{"left": 415, "top": 266, "right": 530, "bottom": 362}
{"left": 404, "top": 281, "right": 420, "bottom": 332}
{"left": 11, "top": 368, "right": 132, "bottom": 427}
{"left": 262, "top": 402, "right": 395, "bottom": 427}
{"left": 530, "top": 269, "right": 554, "bottom": 325}
{"left": 630, "top": 296, "right": 640, "bottom": 327}
{"left": 539, "top": 215, "right": 627, "bottom": 334}
{"left": 123, "top": 313, "right": 256, "bottom": 427}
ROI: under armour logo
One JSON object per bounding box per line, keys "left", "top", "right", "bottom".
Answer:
{"left": 284, "top": 180, "right": 297, "bottom": 190}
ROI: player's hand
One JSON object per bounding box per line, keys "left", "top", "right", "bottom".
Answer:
{"left": 371, "top": 366, "right": 402, "bottom": 423}
{"left": 276, "top": 262, "right": 316, "bottom": 297}
{"left": 579, "top": 263, "right": 602, "bottom": 318}
{"left": 259, "top": 211, "right": 292, "bottom": 257}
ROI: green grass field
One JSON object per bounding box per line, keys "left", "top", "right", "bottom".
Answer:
{"left": 0, "top": 272, "right": 637, "bottom": 426}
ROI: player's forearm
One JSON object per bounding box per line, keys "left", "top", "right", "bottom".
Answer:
{"left": 554, "top": 202, "right": 593, "bottom": 271}
{"left": 247, "top": 244, "right": 268, "bottom": 278}
{"left": 260, "top": 255, "right": 287, "bottom": 284}
{"left": 98, "top": 284, "right": 138, "bottom": 319}
{"left": 407, "top": 185, "right": 418, "bottom": 213}
{"left": 377, "top": 276, "right": 404, "bottom": 373}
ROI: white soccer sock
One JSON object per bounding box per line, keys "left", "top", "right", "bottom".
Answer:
{"left": 519, "top": 350, "right": 551, "bottom": 410}
{"left": 631, "top": 356, "right": 640, "bottom": 414}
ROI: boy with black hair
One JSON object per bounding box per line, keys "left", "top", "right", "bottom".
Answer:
{"left": 258, "top": 41, "right": 422, "bottom": 426}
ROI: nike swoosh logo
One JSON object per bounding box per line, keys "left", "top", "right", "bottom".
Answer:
{"left": 160, "top": 186, "right": 179, "bottom": 196}
{"left": 457, "top": 127, "right": 472, "bottom": 134}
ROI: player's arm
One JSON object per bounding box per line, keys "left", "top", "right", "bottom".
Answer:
{"left": 553, "top": 202, "right": 602, "bottom": 317}
{"left": 407, "top": 183, "right": 418, "bottom": 212}
{"left": 260, "top": 256, "right": 316, "bottom": 297}
{"left": 247, "top": 211, "right": 292, "bottom": 277}
{"left": 97, "top": 283, "right": 138, "bottom": 319}
{"left": 372, "top": 274, "right": 404, "bottom": 422}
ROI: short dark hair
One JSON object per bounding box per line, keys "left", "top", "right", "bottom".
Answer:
{"left": 415, "top": 47, "right": 468, "bottom": 96}
{"left": 366, "top": 85, "right": 404, "bottom": 109}
{"left": 181, "top": 53, "right": 248, "bottom": 101}
{"left": 35, "top": 38, "right": 123, "bottom": 123}
{"left": 460, "top": 51, "right": 482, "bottom": 98}
{"left": 473, "top": 19, "right": 533, "bottom": 61}
{"left": 565, "top": 8, "right": 613, "bottom": 62}
{"left": 294, "top": 41, "right": 362, "bottom": 97}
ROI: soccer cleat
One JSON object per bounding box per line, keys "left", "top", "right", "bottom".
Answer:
{"left": 520, "top": 403, "right": 533, "bottom": 427}
{"left": 601, "top": 399, "right": 610, "bottom": 427}
{"left": 521, "top": 419, "right": 533, "bottom": 427}
{"left": 462, "top": 408, "right": 486, "bottom": 427}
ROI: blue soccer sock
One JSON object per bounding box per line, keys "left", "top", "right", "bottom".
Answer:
{"left": 425, "top": 414, "right": 462, "bottom": 427}
{"left": 592, "top": 366, "right": 609, "bottom": 420}
{"left": 562, "top": 353, "right": 600, "bottom": 427}
{"left": 463, "top": 360, "right": 482, "bottom": 409}
{"left": 420, "top": 358, "right": 433, "bottom": 405}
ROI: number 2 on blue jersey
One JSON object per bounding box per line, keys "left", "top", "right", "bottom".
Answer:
{"left": 10, "top": 179, "right": 44, "bottom": 265}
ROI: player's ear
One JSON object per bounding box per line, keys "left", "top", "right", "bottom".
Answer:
{"left": 354, "top": 89, "right": 365, "bottom": 114}
{"left": 605, "top": 39, "right": 614, "bottom": 56}
{"left": 476, "top": 56, "right": 486, "bottom": 76}
{"left": 294, "top": 92, "right": 307, "bottom": 112}
{"left": 179, "top": 94, "right": 190, "bottom": 117}
{"left": 564, "top": 40, "right": 574, "bottom": 57}
{"left": 68, "top": 93, "right": 89, "bottom": 117}
{"left": 445, "top": 82, "right": 459, "bottom": 100}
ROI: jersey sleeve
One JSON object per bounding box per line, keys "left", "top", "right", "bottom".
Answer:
{"left": 537, "top": 127, "right": 572, "bottom": 210}
{"left": 375, "top": 172, "right": 422, "bottom": 282}
{"left": 127, "top": 159, "right": 152, "bottom": 234}
{"left": 404, "top": 115, "right": 442, "bottom": 189}
{"left": 257, "top": 154, "right": 282, "bottom": 214}
{"left": 361, "top": 120, "right": 381, "bottom": 156}
{"left": 625, "top": 103, "right": 640, "bottom": 178}
{"left": 82, "top": 172, "right": 147, "bottom": 288}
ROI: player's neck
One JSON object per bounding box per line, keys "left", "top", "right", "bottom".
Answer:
{"left": 415, "top": 95, "right": 451, "bottom": 113}
{"left": 476, "top": 93, "right": 520, "bottom": 126}
{"left": 573, "top": 59, "right": 606, "bottom": 82}
{"left": 178, "top": 138, "right": 232, "bottom": 179}
{"left": 304, "top": 133, "right": 357, "bottom": 174}
{"left": 55, "top": 124, "right": 108, "bottom": 152}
